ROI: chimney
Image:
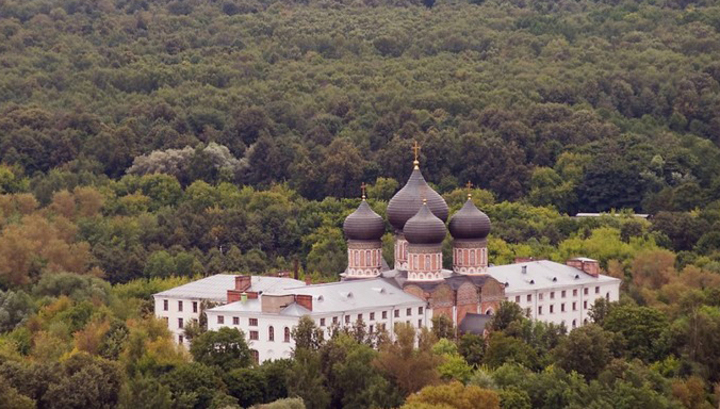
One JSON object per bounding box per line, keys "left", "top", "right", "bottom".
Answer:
{"left": 305, "top": 275, "right": 312, "bottom": 286}
{"left": 566, "top": 258, "right": 600, "bottom": 278}
{"left": 227, "top": 290, "right": 242, "bottom": 303}
{"left": 521, "top": 265, "right": 527, "bottom": 274}
{"left": 295, "top": 294, "right": 313, "bottom": 311}
{"left": 235, "top": 275, "right": 251, "bottom": 292}
{"left": 515, "top": 257, "right": 535, "bottom": 264}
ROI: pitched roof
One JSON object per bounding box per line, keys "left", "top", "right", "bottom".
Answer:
{"left": 210, "top": 278, "right": 425, "bottom": 316}
{"left": 486, "top": 260, "right": 620, "bottom": 293}
{"left": 153, "top": 274, "right": 306, "bottom": 301}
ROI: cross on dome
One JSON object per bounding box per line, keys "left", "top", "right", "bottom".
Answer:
{"left": 412, "top": 141, "right": 421, "bottom": 169}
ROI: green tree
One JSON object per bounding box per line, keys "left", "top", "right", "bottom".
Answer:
{"left": 190, "top": 327, "right": 252, "bottom": 371}
{"left": 553, "top": 324, "right": 612, "bottom": 380}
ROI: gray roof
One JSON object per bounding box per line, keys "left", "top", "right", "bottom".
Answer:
{"left": 211, "top": 278, "right": 425, "bottom": 316}
{"left": 486, "top": 260, "right": 620, "bottom": 293}
{"left": 459, "top": 313, "right": 492, "bottom": 335}
{"left": 387, "top": 167, "right": 449, "bottom": 231}
{"left": 153, "top": 274, "right": 306, "bottom": 301}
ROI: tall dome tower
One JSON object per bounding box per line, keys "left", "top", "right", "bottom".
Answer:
{"left": 343, "top": 185, "right": 385, "bottom": 279}
{"left": 404, "top": 200, "right": 447, "bottom": 281}
{"left": 386, "top": 142, "right": 448, "bottom": 270}
{"left": 448, "top": 192, "right": 491, "bottom": 274}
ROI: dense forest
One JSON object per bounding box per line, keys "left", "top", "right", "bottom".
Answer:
{"left": 2, "top": 0, "right": 720, "bottom": 407}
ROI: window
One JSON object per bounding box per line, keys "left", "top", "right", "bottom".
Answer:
{"left": 406, "top": 308, "right": 412, "bottom": 316}
{"left": 394, "top": 310, "right": 399, "bottom": 318}
{"left": 584, "top": 288, "right": 589, "bottom": 295}
{"left": 418, "top": 306, "right": 423, "bottom": 315}
{"left": 418, "top": 319, "right": 422, "bottom": 328}
{"left": 163, "top": 300, "right": 168, "bottom": 311}
{"left": 218, "top": 315, "right": 224, "bottom": 324}
{"left": 583, "top": 301, "right": 588, "bottom": 309}
{"left": 269, "top": 326, "right": 275, "bottom": 341}
{"left": 163, "top": 317, "right": 168, "bottom": 324}
{"left": 233, "top": 317, "right": 239, "bottom": 325}
{"left": 595, "top": 286, "right": 600, "bottom": 294}
{"left": 369, "top": 325, "right": 374, "bottom": 334}
{"left": 538, "top": 306, "right": 543, "bottom": 315}
{"left": 525, "top": 308, "right": 531, "bottom": 317}
{"left": 550, "top": 292, "right": 555, "bottom": 300}
{"left": 515, "top": 296, "right": 520, "bottom": 303}
{"left": 527, "top": 294, "right": 532, "bottom": 302}
{"left": 251, "top": 350, "right": 259, "bottom": 364}
{"left": 249, "top": 318, "right": 258, "bottom": 326}
{"left": 332, "top": 316, "right": 338, "bottom": 325}
{"left": 572, "top": 302, "right": 577, "bottom": 311}
{"left": 178, "top": 301, "right": 183, "bottom": 312}
{"left": 178, "top": 318, "right": 183, "bottom": 328}
{"left": 370, "top": 312, "right": 375, "bottom": 321}
{"left": 561, "top": 303, "right": 565, "bottom": 312}
{"left": 539, "top": 293, "right": 544, "bottom": 301}
{"left": 573, "top": 289, "right": 578, "bottom": 297}
{"left": 382, "top": 311, "right": 387, "bottom": 319}
{"left": 178, "top": 335, "right": 184, "bottom": 344}
{"left": 345, "top": 315, "right": 350, "bottom": 324}
{"left": 284, "top": 327, "right": 290, "bottom": 343}
{"left": 572, "top": 320, "right": 577, "bottom": 329}
{"left": 358, "top": 314, "right": 362, "bottom": 321}
{"left": 320, "top": 318, "right": 326, "bottom": 326}
{"left": 381, "top": 323, "right": 386, "bottom": 332}
{"left": 192, "top": 301, "right": 198, "bottom": 313}
{"left": 249, "top": 331, "right": 259, "bottom": 341}
{"left": 561, "top": 290, "right": 566, "bottom": 298}
{"left": 549, "top": 305, "right": 554, "bottom": 314}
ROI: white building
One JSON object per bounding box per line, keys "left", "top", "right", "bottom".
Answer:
{"left": 153, "top": 274, "right": 305, "bottom": 346}
{"left": 205, "top": 278, "right": 428, "bottom": 363}
{"left": 487, "top": 258, "right": 621, "bottom": 329}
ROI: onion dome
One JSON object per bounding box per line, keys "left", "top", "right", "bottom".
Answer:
{"left": 449, "top": 197, "right": 491, "bottom": 240}
{"left": 343, "top": 199, "right": 385, "bottom": 241}
{"left": 404, "top": 201, "right": 447, "bottom": 245}
{"left": 387, "top": 168, "right": 449, "bottom": 231}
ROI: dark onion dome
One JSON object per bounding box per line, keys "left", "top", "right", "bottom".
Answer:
{"left": 387, "top": 168, "right": 449, "bottom": 231}
{"left": 404, "top": 201, "right": 447, "bottom": 245}
{"left": 343, "top": 199, "right": 385, "bottom": 241}
{"left": 448, "top": 197, "right": 492, "bottom": 240}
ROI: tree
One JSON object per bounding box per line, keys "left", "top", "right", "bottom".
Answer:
{"left": 43, "top": 353, "right": 123, "bottom": 409}
{"left": 159, "top": 362, "right": 227, "bottom": 409}
{"left": 603, "top": 305, "right": 668, "bottom": 362}
{"left": 489, "top": 301, "right": 526, "bottom": 332}
{"left": 292, "top": 316, "right": 325, "bottom": 352}
{"left": 225, "top": 368, "right": 267, "bottom": 408}
{"left": 431, "top": 315, "right": 456, "bottom": 340}
{"left": 0, "top": 290, "right": 35, "bottom": 332}
{"left": 190, "top": 327, "right": 252, "bottom": 371}
{"left": 401, "top": 382, "right": 500, "bottom": 409}
{"left": 553, "top": 324, "right": 612, "bottom": 380}
{"left": 287, "top": 348, "right": 330, "bottom": 409}
{"left": 375, "top": 323, "right": 441, "bottom": 396}
{"left": 458, "top": 333, "right": 485, "bottom": 368}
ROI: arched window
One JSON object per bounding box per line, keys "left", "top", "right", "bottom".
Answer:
{"left": 606, "top": 292, "right": 610, "bottom": 301}
{"left": 250, "top": 349, "right": 259, "bottom": 364}
{"left": 470, "top": 249, "right": 476, "bottom": 265}
{"left": 463, "top": 249, "right": 469, "bottom": 265}
{"left": 284, "top": 327, "right": 290, "bottom": 343}
{"left": 268, "top": 326, "right": 275, "bottom": 342}
{"left": 572, "top": 319, "right": 577, "bottom": 329}
{"left": 354, "top": 251, "right": 359, "bottom": 266}
{"left": 485, "top": 308, "right": 494, "bottom": 315}
{"left": 366, "top": 250, "right": 371, "bottom": 266}
{"left": 372, "top": 250, "right": 377, "bottom": 266}
{"left": 413, "top": 254, "right": 418, "bottom": 270}
{"left": 425, "top": 255, "right": 431, "bottom": 270}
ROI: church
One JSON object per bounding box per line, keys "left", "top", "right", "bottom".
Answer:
{"left": 154, "top": 145, "right": 621, "bottom": 362}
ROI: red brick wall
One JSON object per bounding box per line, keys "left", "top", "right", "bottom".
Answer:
{"left": 235, "top": 275, "right": 251, "bottom": 291}
{"left": 295, "top": 294, "right": 313, "bottom": 311}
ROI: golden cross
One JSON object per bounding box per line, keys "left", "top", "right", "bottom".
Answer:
{"left": 412, "top": 141, "right": 421, "bottom": 163}
{"left": 360, "top": 182, "right": 367, "bottom": 199}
